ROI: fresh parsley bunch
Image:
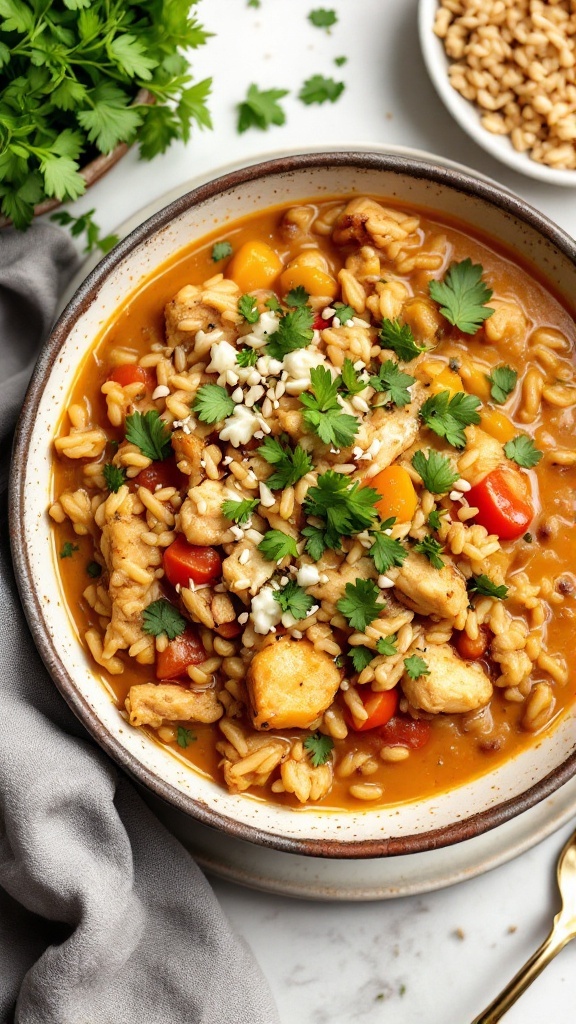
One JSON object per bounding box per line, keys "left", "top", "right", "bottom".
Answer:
{"left": 0, "top": 0, "right": 212, "bottom": 229}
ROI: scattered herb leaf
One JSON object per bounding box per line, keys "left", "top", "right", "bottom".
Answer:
{"left": 413, "top": 534, "right": 445, "bottom": 570}
{"left": 103, "top": 462, "right": 126, "bottom": 492}
{"left": 236, "top": 347, "right": 259, "bottom": 368}
{"left": 370, "top": 359, "right": 416, "bottom": 408}
{"left": 376, "top": 634, "right": 398, "bottom": 657}
{"left": 303, "top": 471, "right": 380, "bottom": 555}
{"left": 273, "top": 580, "right": 314, "bottom": 620}
{"left": 238, "top": 294, "right": 260, "bottom": 323}
{"left": 125, "top": 410, "right": 172, "bottom": 461}
{"left": 419, "top": 389, "right": 481, "bottom": 449}
{"left": 258, "top": 530, "right": 298, "bottom": 562}
{"left": 299, "top": 74, "right": 345, "bottom": 105}
{"left": 303, "top": 731, "right": 334, "bottom": 767}
{"left": 427, "top": 507, "right": 448, "bottom": 532}
{"left": 221, "top": 498, "right": 260, "bottom": 525}
{"left": 337, "top": 357, "right": 368, "bottom": 397}
{"left": 487, "top": 364, "right": 518, "bottom": 404}
{"left": 504, "top": 435, "right": 543, "bottom": 469}
{"left": 285, "top": 285, "right": 310, "bottom": 307}
{"left": 60, "top": 541, "right": 79, "bottom": 559}
{"left": 308, "top": 8, "right": 338, "bottom": 28}
{"left": 177, "top": 726, "right": 196, "bottom": 748}
{"left": 266, "top": 304, "right": 314, "bottom": 359}
{"left": 411, "top": 449, "right": 459, "bottom": 494}
{"left": 141, "top": 599, "right": 186, "bottom": 640}
{"left": 192, "top": 384, "right": 235, "bottom": 424}
{"left": 212, "top": 241, "right": 233, "bottom": 261}
{"left": 337, "top": 578, "right": 385, "bottom": 632}
{"left": 334, "top": 55, "right": 348, "bottom": 66}
{"left": 348, "top": 645, "right": 375, "bottom": 672}
{"left": 300, "top": 365, "right": 359, "bottom": 447}
{"left": 333, "top": 303, "right": 355, "bottom": 324}
{"left": 51, "top": 208, "right": 118, "bottom": 255}
{"left": 467, "top": 574, "right": 509, "bottom": 600}
{"left": 429, "top": 259, "right": 494, "bottom": 335}
{"left": 237, "top": 83, "right": 289, "bottom": 133}
{"left": 86, "top": 560, "right": 102, "bottom": 579}
{"left": 258, "top": 434, "right": 313, "bottom": 489}
{"left": 379, "top": 318, "right": 425, "bottom": 362}
{"left": 404, "top": 654, "right": 430, "bottom": 680}
{"left": 369, "top": 520, "right": 408, "bottom": 574}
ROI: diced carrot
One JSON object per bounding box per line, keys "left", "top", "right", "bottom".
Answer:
{"left": 156, "top": 628, "right": 205, "bottom": 680}
{"left": 228, "top": 241, "right": 283, "bottom": 292}
{"left": 371, "top": 465, "right": 418, "bottom": 523}
{"left": 454, "top": 625, "right": 492, "bottom": 660}
{"left": 459, "top": 362, "right": 492, "bottom": 401}
{"left": 479, "top": 407, "right": 517, "bottom": 443}
{"left": 430, "top": 365, "right": 465, "bottom": 396}
{"left": 163, "top": 536, "right": 222, "bottom": 588}
{"left": 347, "top": 688, "right": 399, "bottom": 732}
{"left": 379, "top": 716, "right": 431, "bottom": 749}
{"left": 280, "top": 260, "right": 338, "bottom": 299}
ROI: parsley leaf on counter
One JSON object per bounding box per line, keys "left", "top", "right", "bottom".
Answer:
{"left": 51, "top": 208, "right": 119, "bottom": 255}
{"left": 238, "top": 294, "right": 260, "bottom": 323}
{"left": 487, "top": 364, "right": 518, "bottom": 404}
{"left": 258, "top": 530, "right": 299, "bottom": 562}
{"left": 419, "top": 390, "right": 481, "bottom": 449}
{"left": 348, "top": 645, "right": 375, "bottom": 672}
{"left": 429, "top": 259, "right": 494, "bottom": 335}
{"left": 504, "top": 435, "right": 543, "bottom": 468}
{"left": 411, "top": 449, "right": 459, "bottom": 494}
{"left": 221, "top": 498, "right": 260, "bottom": 525}
{"left": 304, "top": 731, "right": 334, "bottom": 767}
{"left": 125, "top": 410, "right": 172, "bottom": 461}
{"left": 376, "top": 634, "right": 398, "bottom": 657}
{"left": 212, "top": 241, "right": 233, "bottom": 261}
{"left": 413, "top": 534, "right": 445, "bottom": 570}
{"left": 404, "top": 655, "right": 430, "bottom": 680}
{"left": 285, "top": 286, "right": 310, "bottom": 307}
{"left": 142, "top": 599, "right": 186, "bottom": 641}
{"left": 193, "top": 384, "right": 235, "bottom": 424}
{"left": 237, "top": 83, "right": 289, "bottom": 133}
{"left": 303, "top": 471, "right": 380, "bottom": 555}
{"left": 379, "top": 318, "right": 425, "bottom": 362}
{"left": 467, "top": 574, "right": 508, "bottom": 600}
{"left": 103, "top": 463, "right": 126, "bottom": 493}
{"left": 300, "top": 365, "right": 359, "bottom": 447}
{"left": 337, "top": 579, "right": 385, "bottom": 632}
{"left": 337, "top": 357, "right": 368, "bottom": 397}
{"left": 266, "top": 305, "right": 314, "bottom": 359}
{"left": 370, "top": 359, "right": 416, "bottom": 408}
{"left": 258, "top": 434, "right": 313, "bottom": 489}
{"left": 369, "top": 520, "right": 408, "bottom": 574}
{"left": 60, "top": 541, "right": 79, "bottom": 559}
{"left": 273, "top": 580, "right": 314, "bottom": 620}
{"left": 308, "top": 8, "right": 338, "bottom": 28}
{"left": 177, "top": 727, "right": 196, "bottom": 748}
{"left": 236, "top": 347, "right": 259, "bottom": 368}
{"left": 299, "top": 75, "right": 345, "bottom": 105}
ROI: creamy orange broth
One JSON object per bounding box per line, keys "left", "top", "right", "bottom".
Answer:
{"left": 52, "top": 198, "right": 576, "bottom": 809}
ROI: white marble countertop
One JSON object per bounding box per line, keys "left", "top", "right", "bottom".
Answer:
{"left": 67, "top": 0, "right": 576, "bottom": 1020}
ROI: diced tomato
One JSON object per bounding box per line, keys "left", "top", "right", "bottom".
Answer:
{"left": 313, "top": 314, "right": 329, "bottom": 331}
{"left": 379, "top": 716, "right": 431, "bottom": 749}
{"left": 108, "top": 364, "right": 156, "bottom": 391}
{"left": 156, "top": 628, "right": 206, "bottom": 680}
{"left": 135, "top": 459, "right": 186, "bottom": 493}
{"left": 163, "top": 535, "right": 222, "bottom": 588}
{"left": 215, "top": 620, "right": 242, "bottom": 639}
{"left": 347, "top": 687, "right": 399, "bottom": 732}
{"left": 467, "top": 467, "right": 533, "bottom": 540}
{"left": 454, "top": 625, "right": 492, "bottom": 661}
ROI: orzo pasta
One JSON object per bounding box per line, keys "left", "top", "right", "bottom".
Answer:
{"left": 50, "top": 196, "right": 576, "bottom": 809}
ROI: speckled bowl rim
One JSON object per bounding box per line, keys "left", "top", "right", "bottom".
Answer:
{"left": 9, "top": 149, "right": 576, "bottom": 859}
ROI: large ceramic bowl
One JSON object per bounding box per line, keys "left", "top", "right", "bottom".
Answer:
{"left": 10, "top": 151, "right": 576, "bottom": 858}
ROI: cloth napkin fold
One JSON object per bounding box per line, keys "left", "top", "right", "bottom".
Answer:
{"left": 0, "top": 223, "right": 280, "bottom": 1024}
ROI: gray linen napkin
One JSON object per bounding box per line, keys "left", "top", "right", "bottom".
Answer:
{"left": 0, "top": 223, "right": 280, "bottom": 1024}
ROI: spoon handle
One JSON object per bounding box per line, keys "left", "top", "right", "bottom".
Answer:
{"left": 470, "top": 920, "right": 574, "bottom": 1024}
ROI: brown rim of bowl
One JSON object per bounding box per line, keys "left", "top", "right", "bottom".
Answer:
{"left": 0, "top": 89, "right": 154, "bottom": 228}
{"left": 9, "top": 150, "right": 576, "bottom": 859}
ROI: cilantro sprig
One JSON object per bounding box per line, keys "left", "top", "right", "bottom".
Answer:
{"left": 303, "top": 731, "right": 334, "bottom": 767}
{"left": 504, "top": 435, "right": 543, "bottom": 469}
{"left": 370, "top": 359, "right": 416, "bottom": 408}
{"left": 302, "top": 471, "right": 380, "bottom": 557}
{"left": 212, "top": 241, "right": 233, "bottom": 262}
{"left": 308, "top": 8, "right": 338, "bottom": 28}
{"left": 411, "top": 450, "right": 459, "bottom": 495}
{"left": 336, "top": 358, "right": 368, "bottom": 397}
{"left": 379, "top": 319, "right": 425, "bottom": 362}
{"left": 273, "top": 581, "right": 314, "bottom": 621}
{"left": 258, "top": 530, "right": 298, "bottom": 562}
{"left": 258, "top": 434, "right": 313, "bottom": 489}
{"left": 192, "top": 384, "right": 235, "bottom": 424}
{"left": 221, "top": 498, "right": 260, "bottom": 525}
{"left": 125, "top": 410, "right": 172, "bottom": 461}
{"left": 413, "top": 534, "right": 445, "bottom": 570}
{"left": 238, "top": 294, "right": 260, "bottom": 323}
{"left": 236, "top": 347, "right": 259, "bottom": 368}
{"left": 348, "top": 646, "right": 375, "bottom": 673}
{"left": 142, "top": 599, "right": 186, "bottom": 641}
{"left": 429, "top": 259, "right": 494, "bottom": 335}
{"left": 266, "top": 305, "right": 315, "bottom": 360}
{"left": 404, "top": 654, "right": 430, "bottom": 680}
{"left": 419, "top": 390, "right": 481, "bottom": 449}
{"left": 60, "top": 541, "right": 79, "bottom": 559}
{"left": 337, "top": 579, "right": 385, "bottom": 632}
{"left": 300, "top": 366, "right": 359, "bottom": 448}
{"left": 487, "top": 365, "right": 517, "bottom": 404}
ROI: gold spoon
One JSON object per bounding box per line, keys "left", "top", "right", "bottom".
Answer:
{"left": 471, "top": 828, "right": 576, "bottom": 1023}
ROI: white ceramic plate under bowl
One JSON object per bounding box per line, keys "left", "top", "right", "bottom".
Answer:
{"left": 418, "top": 0, "right": 576, "bottom": 187}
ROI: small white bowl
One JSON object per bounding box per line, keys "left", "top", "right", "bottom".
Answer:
{"left": 418, "top": 0, "right": 576, "bottom": 187}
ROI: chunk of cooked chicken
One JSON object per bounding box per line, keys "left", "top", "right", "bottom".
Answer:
{"left": 178, "top": 479, "right": 235, "bottom": 546}
{"left": 165, "top": 284, "right": 239, "bottom": 349}
{"left": 458, "top": 426, "right": 504, "bottom": 487}
{"left": 126, "top": 683, "right": 223, "bottom": 729}
{"left": 247, "top": 638, "right": 342, "bottom": 730}
{"left": 171, "top": 429, "right": 204, "bottom": 484}
{"left": 222, "top": 541, "right": 275, "bottom": 597}
{"left": 353, "top": 383, "right": 427, "bottom": 482}
{"left": 402, "top": 642, "right": 493, "bottom": 714}
{"left": 281, "top": 758, "right": 333, "bottom": 803}
{"left": 308, "top": 554, "right": 377, "bottom": 605}
{"left": 393, "top": 551, "right": 468, "bottom": 626}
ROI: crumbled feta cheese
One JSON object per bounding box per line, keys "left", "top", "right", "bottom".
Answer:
{"left": 259, "top": 481, "right": 276, "bottom": 508}
{"left": 196, "top": 327, "right": 223, "bottom": 348}
{"left": 238, "top": 612, "right": 249, "bottom": 626}
{"left": 307, "top": 604, "right": 319, "bottom": 617}
{"left": 207, "top": 339, "right": 238, "bottom": 375}
{"left": 222, "top": 455, "right": 233, "bottom": 466}
{"left": 254, "top": 430, "right": 264, "bottom": 440}
{"left": 220, "top": 405, "right": 262, "bottom": 447}
{"left": 243, "top": 311, "right": 280, "bottom": 350}
{"left": 296, "top": 564, "right": 320, "bottom": 588}
{"left": 152, "top": 384, "right": 170, "bottom": 400}
{"left": 244, "top": 384, "right": 265, "bottom": 407}
{"left": 282, "top": 347, "right": 326, "bottom": 392}
{"left": 251, "top": 586, "right": 283, "bottom": 634}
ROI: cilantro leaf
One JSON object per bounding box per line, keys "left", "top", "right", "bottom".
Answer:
{"left": 487, "top": 364, "right": 518, "bottom": 404}
{"left": 337, "top": 357, "right": 368, "bottom": 397}
{"left": 369, "top": 521, "right": 408, "bottom": 574}
{"left": 337, "top": 579, "right": 385, "bottom": 631}
{"left": 177, "top": 726, "right": 196, "bottom": 749}
{"left": 300, "top": 365, "right": 359, "bottom": 447}
{"left": 413, "top": 534, "right": 445, "bottom": 570}
{"left": 258, "top": 530, "right": 298, "bottom": 562}
{"left": 308, "top": 8, "right": 338, "bottom": 28}
{"left": 333, "top": 304, "right": 355, "bottom": 325}
{"left": 60, "top": 541, "right": 79, "bottom": 559}
{"left": 237, "top": 83, "right": 289, "bottom": 133}
{"left": 236, "top": 347, "right": 259, "bottom": 368}
{"left": 238, "top": 294, "right": 260, "bottom": 323}
{"left": 103, "top": 463, "right": 126, "bottom": 492}
{"left": 376, "top": 634, "right": 398, "bottom": 657}
{"left": 299, "top": 75, "right": 345, "bottom": 105}
{"left": 379, "top": 319, "right": 425, "bottom": 361}
{"left": 303, "top": 471, "right": 380, "bottom": 553}
{"left": 504, "top": 435, "right": 543, "bottom": 469}
{"left": 125, "top": 411, "right": 172, "bottom": 461}
{"left": 221, "top": 498, "right": 259, "bottom": 524}
{"left": 273, "top": 580, "right": 314, "bottom": 620}
{"left": 419, "top": 390, "right": 481, "bottom": 449}
{"left": 86, "top": 561, "right": 102, "bottom": 579}
{"left": 285, "top": 286, "right": 310, "bottom": 307}
{"left": 429, "top": 258, "right": 495, "bottom": 335}
{"left": 265, "top": 295, "right": 282, "bottom": 312}
{"left": 404, "top": 654, "right": 430, "bottom": 680}
{"left": 370, "top": 359, "right": 416, "bottom": 407}
{"left": 467, "top": 574, "right": 509, "bottom": 600}
{"left": 348, "top": 645, "right": 375, "bottom": 672}
{"left": 142, "top": 599, "right": 186, "bottom": 640}
{"left": 266, "top": 305, "right": 314, "bottom": 359}
{"left": 212, "top": 241, "right": 233, "bottom": 261}
{"left": 427, "top": 507, "right": 448, "bottom": 532}
{"left": 411, "top": 449, "right": 459, "bottom": 494}
{"left": 303, "top": 731, "right": 334, "bottom": 767}
{"left": 258, "top": 434, "right": 313, "bottom": 489}
{"left": 109, "top": 33, "right": 157, "bottom": 80}
{"left": 192, "top": 384, "right": 235, "bottom": 424}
